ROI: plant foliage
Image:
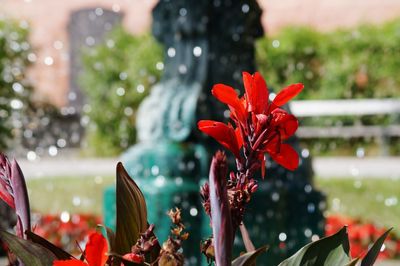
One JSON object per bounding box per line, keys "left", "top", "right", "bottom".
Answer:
{"left": 80, "top": 26, "right": 162, "bottom": 156}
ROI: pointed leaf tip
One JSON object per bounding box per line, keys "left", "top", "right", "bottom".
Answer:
{"left": 115, "top": 162, "right": 148, "bottom": 255}
{"left": 361, "top": 228, "right": 393, "bottom": 266}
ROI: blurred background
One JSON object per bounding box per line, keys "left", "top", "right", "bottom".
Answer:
{"left": 0, "top": 0, "right": 400, "bottom": 264}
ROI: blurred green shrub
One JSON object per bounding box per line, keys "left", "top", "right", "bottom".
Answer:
{"left": 256, "top": 19, "right": 400, "bottom": 99}
{"left": 80, "top": 26, "right": 163, "bottom": 156}
{"left": 0, "top": 18, "right": 33, "bottom": 150}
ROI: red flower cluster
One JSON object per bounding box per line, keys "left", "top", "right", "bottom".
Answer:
{"left": 198, "top": 72, "right": 303, "bottom": 174}
{"left": 326, "top": 215, "right": 400, "bottom": 260}
{"left": 32, "top": 213, "right": 102, "bottom": 255}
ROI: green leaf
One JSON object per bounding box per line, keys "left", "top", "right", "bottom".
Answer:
{"left": 0, "top": 230, "right": 56, "bottom": 266}
{"left": 115, "top": 162, "right": 148, "bottom": 255}
{"left": 361, "top": 228, "right": 392, "bottom": 266}
{"left": 26, "top": 230, "right": 73, "bottom": 260}
{"left": 278, "top": 226, "right": 350, "bottom": 266}
{"left": 232, "top": 245, "right": 268, "bottom": 266}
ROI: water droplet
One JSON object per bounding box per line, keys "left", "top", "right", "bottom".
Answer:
{"left": 167, "top": 47, "right": 176, "bottom": 57}
{"left": 27, "top": 53, "right": 37, "bottom": 62}
{"left": 27, "top": 151, "right": 37, "bottom": 161}
{"left": 271, "top": 192, "right": 280, "bottom": 202}
{"left": 53, "top": 40, "right": 63, "bottom": 50}
{"left": 116, "top": 87, "right": 125, "bottom": 96}
{"left": 85, "top": 36, "right": 95, "bottom": 46}
{"left": 10, "top": 99, "right": 23, "bottom": 109}
{"left": 94, "top": 176, "right": 103, "bottom": 184}
{"left": 189, "top": 207, "right": 198, "bottom": 216}
{"left": 307, "top": 203, "right": 315, "bottom": 213}
{"left": 72, "top": 196, "right": 81, "bottom": 206}
{"left": 57, "top": 138, "right": 67, "bottom": 148}
{"left": 278, "top": 232, "right": 287, "bottom": 241}
{"left": 304, "top": 228, "right": 312, "bottom": 237}
{"left": 155, "top": 175, "right": 166, "bottom": 187}
{"left": 272, "top": 40, "right": 280, "bottom": 48}
{"left": 356, "top": 147, "right": 365, "bottom": 158}
{"left": 12, "top": 82, "right": 24, "bottom": 93}
{"left": 136, "top": 84, "right": 145, "bottom": 93}
{"left": 332, "top": 198, "right": 341, "bottom": 211}
{"left": 44, "top": 56, "right": 54, "bottom": 66}
{"left": 301, "top": 149, "right": 310, "bottom": 158}
{"left": 179, "top": 8, "right": 187, "bottom": 16}
{"left": 178, "top": 64, "right": 187, "bottom": 74}
{"left": 95, "top": 7, "right": 103, "bottom": 16}
{"left": 311, "top": 235, "right": 320, "bottom": 241}
{"left": 60, "top": 211, "right": 70, "bottom": 223}
{"left": 151, "top": 165, "right": 160, "bottom": 176}
{"left": 175, "top": 177, "right": 183, "bottom": 186}
{"left": 156, "top": 62, "right": 164, "bottom": 70}
{"left": 124, "top": 107, "right": 133, "bottom": 116}
{"left": 384, "top": 197, "right": 398, "bottom": 207}
{"left": 112, "top": 4, "right": 121, "bottom": 12}
{"left": 48, "top": 146, "right": 58, "bottom": 156}
{"left": 119, "top": 72, "right": 128, "bottom": 80}
{"left": 193, "top": 46, "right": 202, "bottom": 57}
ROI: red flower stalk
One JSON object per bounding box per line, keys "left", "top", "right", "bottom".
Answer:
{"left": 0, "top": 153, "right": 31, "bottom": 239}
{"left": 199, "top": 73, "right": 303, "bottom": 264}
{"left": 53, "top": 232, "right": 108, "bottom": 266}
{"left": 198, "top": 72, "right": 303, "bottom": 173}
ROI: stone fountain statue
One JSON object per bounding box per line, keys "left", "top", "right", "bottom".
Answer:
{"left": 104, "top": 1, "right": 325, "bottom": 265}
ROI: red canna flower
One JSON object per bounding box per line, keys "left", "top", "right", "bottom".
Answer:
{"left": 198, "top": 72, "right": 303, "bottom": 171}
{"left": 53, "top": 232, "right": 108, "bottom": 266}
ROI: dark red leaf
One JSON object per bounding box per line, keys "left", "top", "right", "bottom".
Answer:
{"left": 115, "top": 163, "right": 148, "bottom": 255}
{"left": 209, "top": 152, "right": 233, "bottom": 266}
{"left": 11, "top": 159, "right": 31, "bottom": 238}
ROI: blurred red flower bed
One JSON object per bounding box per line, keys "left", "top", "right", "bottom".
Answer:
{"left": 28, "top": 213, "right": 399, "bottom": 260}
{"left": 326, "top": 215, "right": 400, "bottom": 260}
{"left": 31, "top": 213, "right": 102, "bottom": 255}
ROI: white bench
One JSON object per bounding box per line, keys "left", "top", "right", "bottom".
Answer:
{"left": 289, "top": 98, "right": 400, "bottom": 155}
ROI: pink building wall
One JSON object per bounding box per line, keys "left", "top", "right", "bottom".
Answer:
{"left": 1, "top": 0, "right": 400, "bottom": 107}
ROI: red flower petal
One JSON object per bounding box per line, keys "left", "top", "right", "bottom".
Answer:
{"left": 53, "top": 260, "right": 87, "bottom": 266}
{"left": 85, "top": 232, "right": 108, "bottom": 266}
{"left": 271, "top": 109, "right": 298, "bottom": 139}
{"left": 212, "top": 84, "right": 247, "bottom": 123}
{"left": 198, "top": 120, "right": 240, "bottom": 158}
{"left": 270, "top": 144, "right": 299, "bottom": 170}
{"left": 272, "top": 83, "right": 304, "bottom": 107}
{"left": 234, "top": 127, "right": 244, "bottom": 149}
{"left": 243, "top": 72, "right": 269, "bottom": 114}
{"left": 122, "top": 253, "right": 144, "bottom": 264}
